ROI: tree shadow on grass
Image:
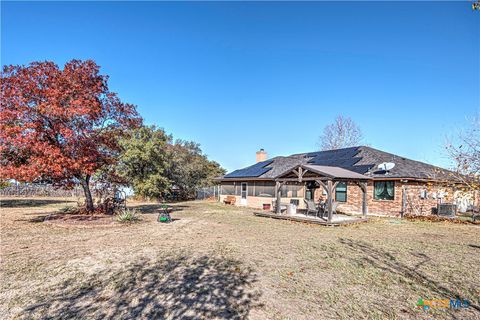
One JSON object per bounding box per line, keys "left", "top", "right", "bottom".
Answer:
{"left": 16, "top": 215, "right": 51, "bottom": 223}
{"left": 0, "top": 198, "right": 75, "bottom": 208}
{"left": 16, "top": 213, "right": 113, "bottom": 224}
{"left": 339, "top": 238, "right": 480, "bottom": 314}
{"left": 22, "top": 254, "right": 262, "bottom": 319}
{"left": 133, "top": 204, "right": 190, "bottom": 214}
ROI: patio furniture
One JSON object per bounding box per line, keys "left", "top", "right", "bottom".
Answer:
{"left": 318, "top": 200, "right": 326, "bottom": 212}
{"left": 223, "top": 195, "right": 236, "bottom": 205}
{"left": 272, "top": 200, "right": 288, "bottom": 214}
{"left": 287, "top": 203, "right": 297, "bottom": 215}
{"left": 304, "top": 199, "right": 320, "bottom": 217}
{"left": 272, "top": 164, "right": 370, "bottom": 223}
{"left": 333, "top": 201, "right": 338, "bottom": 214}
{"left": 467, "top": 205, "right": 479, "bottom": 222}
{"left": 290, "top": 199, "right": 300, "bottom": 206}
{"left": 319, "top": 201, "right": 339, "bottom": 220}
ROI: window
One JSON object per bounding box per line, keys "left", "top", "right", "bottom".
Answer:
{"left": 280, "top": 185, "right": 301, "bottom": 198}
{"left": 254, "top": 181, "right": 275, "bottom": 197}
{"left": 305, "top": 188, "right": 314, "bottom": 200}
{"left": 248, "top": 183, "right": 254, "bottom": 196}
{"left": 235, "top": 183, "right": 241, "bottom": 196}
{"left": 291, "top": 185, "right": 299, "bottom": 198}
{"left": 280, "top": 185, "right": 287, "bottom": 198}
{"left": 374, "top": 181, "right": 395, "bottom": 200}
{"left": 335, "top": 182, "right": 347, "bottom": 202}
{"left": 221, "top": 182, "right": 235, "bottom": 195}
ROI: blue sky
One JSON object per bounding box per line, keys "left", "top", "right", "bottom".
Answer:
{"left": 2, "top": 1, "right": 479, "bottom": 172}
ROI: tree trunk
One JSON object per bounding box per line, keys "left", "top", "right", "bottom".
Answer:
{"left": 80, "top": 175, "right": 94, "bottom": 212}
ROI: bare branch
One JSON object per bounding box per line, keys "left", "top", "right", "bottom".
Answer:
{"left": 317, "top": 115, "right": 363, "bottom": 151}
{"left": 445, "top": 116, "right": 480, "bottom": 191}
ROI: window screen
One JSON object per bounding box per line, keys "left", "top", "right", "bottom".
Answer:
{"left": 248, "top": 183, "right": 254, "bottom": 196}
{"left": 221, "top": 182, "right": 235, "bottom": 195}
{"left": 281, "top": 185, "right": 302, "bottom": 198}
{"left": 254, "top": 181, "right": 275, "bottom": 197}
{"left": 235, "top": 183, "right": 242, "bottom": 196}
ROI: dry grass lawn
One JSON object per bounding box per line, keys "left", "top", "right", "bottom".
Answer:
{"left": 1, "top": 197, "right": 479, "bottom": 319}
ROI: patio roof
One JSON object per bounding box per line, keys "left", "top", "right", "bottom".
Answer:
{"left": 272, "top": 164, "right": 370, "bottom": 222}
{"left": 275, "top": 164, "right": 372, "bottom": 181}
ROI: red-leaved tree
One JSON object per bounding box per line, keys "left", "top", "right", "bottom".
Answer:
{"left": 0, "top": 60, "right": 142, "bottom": 211}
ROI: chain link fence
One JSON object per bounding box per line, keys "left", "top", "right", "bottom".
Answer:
{"left": 196, "top": 186, "right": 220, "bottom": 201}
{"left": 0, "top": 184, "right": 83, "bottom": 197}
{"left": 2, "top": 183, "right": 222, "bottom": 201}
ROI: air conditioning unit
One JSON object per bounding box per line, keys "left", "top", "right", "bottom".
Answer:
{"left": 437, "top": 203, "right": 457, "bottom": 217}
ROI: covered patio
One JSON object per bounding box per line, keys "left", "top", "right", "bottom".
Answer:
{"left": 271, "top": 164, "right": 372, "bottom": 224}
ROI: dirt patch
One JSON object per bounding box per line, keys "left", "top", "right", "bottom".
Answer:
{"left": 405, "top": 214, "right": 480, "bottom": 225}
{"left": 43, "top": 213, "right": 117, "bottom": 227}
{"left": 21, "top": 253, "right": 262, "bottom": 319}
{"left": 1, "top": 197, "right": 479, "bottom": 319}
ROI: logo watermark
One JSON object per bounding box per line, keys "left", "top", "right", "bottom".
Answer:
{"left": 416, "top": 298, "right": 471, "bottom": 311}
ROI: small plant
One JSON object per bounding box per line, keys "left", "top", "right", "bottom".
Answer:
{"left": 116, "top": 208, "right": 140, "bottom": 223}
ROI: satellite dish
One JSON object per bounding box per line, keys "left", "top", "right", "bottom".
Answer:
{"left": 378, "top": 162, "right": 395, "bottom": 172}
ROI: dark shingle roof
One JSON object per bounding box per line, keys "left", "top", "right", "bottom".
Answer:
{"left": 301, "top": 164, "right": 372, "bottom": 180}
{"left": 223, "top": 146, "right": 454, "bottom": 181}
{"left": 222, "top": 159, "right": 274, "bottom": 178}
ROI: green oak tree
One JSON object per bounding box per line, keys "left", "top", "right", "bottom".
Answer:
{"left": 116, "top": 126, "right": 225, "bottom": 200}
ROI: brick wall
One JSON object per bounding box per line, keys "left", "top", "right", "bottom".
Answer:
{"left": 402, "top": 182, "right": 455, "bottom": 216}
{"left": 220, "top": 180, "right": 460, "bottom": 216}
{"left": 332, "top": 182, "right": 403, "bottom": 216}
{"left": 334, "top": 181, "right": 456, "bottom": 216}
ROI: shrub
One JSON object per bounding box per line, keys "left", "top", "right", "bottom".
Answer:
{"left": 116, "top": 208, "right": 139, "bottom": 223}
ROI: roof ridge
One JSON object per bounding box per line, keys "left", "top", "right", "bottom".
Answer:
{"left": 359, "top": 145, "right": 450, "bottom": 172}
{"left": 288, "top": 145, "right": 449, "bottom": 172}
{"left": 288, "top": 145, "right": 365, "bottom": 157}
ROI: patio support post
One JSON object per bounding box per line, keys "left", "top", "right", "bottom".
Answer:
{"left": 354, "top": 181, "right": 368, "bottom": 218}
{"left": 361, "top": 182, "right": 368, "bottom": 218}
{"left": 327, "top": 180, "right": 333, "bottom": 223}
{"left": 275, "top": 181, "right": 282, "bottom": 214}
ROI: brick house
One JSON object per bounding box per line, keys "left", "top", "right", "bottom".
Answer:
{"left": 218, "top": 146, "right": 469, "bottom": 217}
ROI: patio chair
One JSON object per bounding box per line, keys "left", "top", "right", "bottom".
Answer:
{"left": 332, "top": 201, "right": 339, "bottom": 215}
{"left": 319, "top": 201, "right": 339, "bottom": 220}
{"left": 304, "top": 199, "right": 320, "bottom": 217}
{"left": 290, "top": 199, "right": 300, "bottom": 206}
{"left": 468, "top": 205, "right": 479, "bottom": 222}
{"left": 223, "top": 195, "right": 236, "bottom": 205}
